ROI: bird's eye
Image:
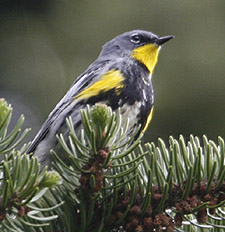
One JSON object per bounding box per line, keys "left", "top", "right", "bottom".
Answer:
{"left": 130, "top": 34, "right": 141, "bottom": 44}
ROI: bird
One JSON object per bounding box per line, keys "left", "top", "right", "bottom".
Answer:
{"left": 27, "top": 30, "right": 174, "bottom": 167}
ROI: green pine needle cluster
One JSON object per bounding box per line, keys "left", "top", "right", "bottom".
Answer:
{"left": 0, "top": 99, "right": 62, "bottom": 231}
{"left": 0, "top": 99, "right": 224, "bottom": 232}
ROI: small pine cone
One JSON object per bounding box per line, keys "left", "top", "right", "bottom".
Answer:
{"left": 196, "top": 208, "right": 208, "bottom": 223}
{"left": 174, "top": 213, "right": 183, "bottom": 227}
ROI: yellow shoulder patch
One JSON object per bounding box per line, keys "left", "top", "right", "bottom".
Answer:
{"left": 142, "top": 107, "right": 154, "bottom": 133}
{"left": 132, "top": 44, "right": 160, "bottom": 73}
{"left": 75, "top": 69, "right": 125, "bottom": 100}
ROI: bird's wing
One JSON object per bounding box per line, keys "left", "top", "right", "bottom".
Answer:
{"left": 27, "top": 60, "right": 112, "bottom": 154}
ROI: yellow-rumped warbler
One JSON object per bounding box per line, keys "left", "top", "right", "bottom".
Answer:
{"left": 27, "top": 30, "right": 174, "bottom": 167}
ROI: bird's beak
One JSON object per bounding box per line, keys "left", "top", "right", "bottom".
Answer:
{"left": 155, "top": 35, "right": 175, "bottom": 46}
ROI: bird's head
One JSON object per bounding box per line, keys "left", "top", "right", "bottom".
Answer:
{"left": 100, "top": 30, "right": 174, "bottom": 73}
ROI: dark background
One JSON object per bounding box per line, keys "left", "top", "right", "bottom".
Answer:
{"left": 0, "top": 0, "right": 224, "bottom": 144}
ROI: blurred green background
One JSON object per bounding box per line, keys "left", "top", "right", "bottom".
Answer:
{"left": 0, "top": 0, "right": 224, "bottom": 144}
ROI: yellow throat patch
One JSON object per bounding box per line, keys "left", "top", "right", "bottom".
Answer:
{"left": 132, "top": 44, "right": 160, "bottom": 73}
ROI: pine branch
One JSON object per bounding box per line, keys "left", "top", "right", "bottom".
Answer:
{"left": 0, "top": 99, "right": 224, "bottom": 232}
{"left": 0, "top": 99, "right": 62, "bottom": 232}
{"left": 0, "top": 98, "right": 30, "bottom": 155}
{"left": 51, "top": 104, "right": 225, "bottom": 231}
